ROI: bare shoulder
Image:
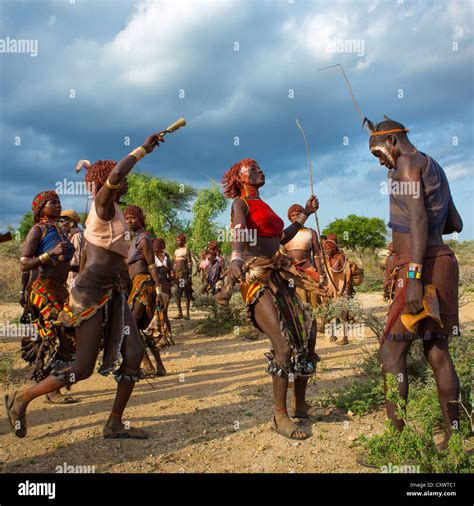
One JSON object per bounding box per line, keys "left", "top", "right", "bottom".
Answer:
{"left": 26, "top": 224, "right": 43, "bottom": 241}
{"left": 396, "top": 152, "right": 425, "bottom": 181}
{"left": 232, "top": 198, "right": 248, "bottom": 212}
{"left": 139, "top": 234, "right": 152, "bottom": 249}
{"left": 21, "top": 225, "right": 42, "bottom": 256}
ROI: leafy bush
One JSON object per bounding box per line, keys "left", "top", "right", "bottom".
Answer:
{"left": 313, "top": 295, "right": 385, "bottom": 337}
{"left": 356, "top": 336, "right": 473, "bottom": 473}
{"left": 196, "top": 294, "right": 252, "bottom": 337}
{"left": 358, "top": 371, "right": 473, "bottom": 473}
{"left": 316, "top": 348, "right": 384, "bottom": 415}
{"left": 193, "top": 294, "right": 218, "bottom": 309}
{"left": 316, "top": 336, "right": 472, "bottom": 427}
{"left": 323, "top": 215, "right": 387, "bottom": 259}
{"left": 358, "top": 422, "right": 472, "bottom": 473}
{"left": 321, "top": 376, "right": 384, "bottom": 416}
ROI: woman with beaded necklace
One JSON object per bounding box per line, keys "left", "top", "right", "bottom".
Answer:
{"left": 17, "top": 191, "right": 77, "bottom": 405}
{"left": 223, "top": 158, "right": 323, "bottom": 439}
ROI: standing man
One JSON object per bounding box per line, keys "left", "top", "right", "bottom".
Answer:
{"left": 173, "top": 233, "right": 193, "bottom": 320}
{"left": 368, "top": 116, "right": 462, "bottom": 449}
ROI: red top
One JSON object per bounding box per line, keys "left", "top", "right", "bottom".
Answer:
{"left": 238, "top": 197, "right": 284, "bottom": 237}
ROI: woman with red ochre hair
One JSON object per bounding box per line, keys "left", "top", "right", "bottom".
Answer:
{"left": 5, "top": 131, "right": 166, "bottom": 439}
{"left": 145, "top": 237, "right": 175, "bottom": 349}
{"left": 124, "top": 205, "right": 167, "bottom": 376}
{"left": 222, "top": 158, "right": 324, "bottom": 439}
{"left": 17, "top": 191, "right": 77, "bottom": 405}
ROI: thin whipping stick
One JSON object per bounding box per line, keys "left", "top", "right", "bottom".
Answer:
{"left": 295, "top": 118, "right": 338, "bottom": 294}
{"left": 318, "top": 63, "right": 366, "bottom": 125}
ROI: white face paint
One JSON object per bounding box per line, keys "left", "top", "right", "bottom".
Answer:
{"left": 371, "top": 144, "right": 396, "bottom": 170}
{"left": 239, "top": 166, "right": 249, "bottom": 178}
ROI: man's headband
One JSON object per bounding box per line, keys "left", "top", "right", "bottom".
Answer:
{"left": 370, "top": 128, "right": 409, "bottom": 137}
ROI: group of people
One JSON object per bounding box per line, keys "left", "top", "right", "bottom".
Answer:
{"left": 4, "top": 116, "right": 464, "bottom": 450}
{"left": 197, "top": 241, "right": 225, "bottom": 296}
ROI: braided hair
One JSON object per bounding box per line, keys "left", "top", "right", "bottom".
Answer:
{"left": 123, "top": 205, "right": 145, "bottom": 228}
{"left": 287, "top": 204, "right": 305, "bottom": 221}
{"left": 153, "top": 237, "right": 166, "bottom": 252}
{"left": 221, "top": 158, "right": 257, "bottom": 198}
{"left": 31, "top": 190, "right": 59, "bottom": 223}
{"left": 84, "top": 160, "right": 116, "bottom": 194}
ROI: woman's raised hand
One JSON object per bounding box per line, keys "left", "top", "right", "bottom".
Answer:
{"left": 142, "top": 132, "right": 166, "bottom": 153}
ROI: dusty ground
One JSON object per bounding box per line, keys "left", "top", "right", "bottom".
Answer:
{"left": 1, "top": 294, "right": 473, "bottom": 474}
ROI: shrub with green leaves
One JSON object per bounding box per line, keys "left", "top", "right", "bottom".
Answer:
{"left": 196, "top": 294, "right": 251, "bottom": 337}
{"left": 193, "top": 294, "right": 218, "bottom": 310}
{"left": 313, "top": 295, "right": 385, "bottom": 337}
{"left": 316, "top": 348, "right": 384, "bottom": 415}
{"left": 317, "top": 336, "right": 472, "bottom": 453}
{"left": 358, "top": 372, "right": 473, "bottom": 473}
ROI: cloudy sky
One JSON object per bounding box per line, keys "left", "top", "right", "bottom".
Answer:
{"left": 1, "top": 0, "right": 473, "bottom": 239}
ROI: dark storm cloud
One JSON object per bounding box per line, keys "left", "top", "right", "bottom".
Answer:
{"left": 1, "top": 0, "right": 473, "bottom": 238}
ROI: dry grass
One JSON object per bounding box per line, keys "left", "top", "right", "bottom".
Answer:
{"left": 0, "top": 352, "right": 15, "bottom": 383}
{"left": 0, "top": 257, "right": 21, "bottom": 303}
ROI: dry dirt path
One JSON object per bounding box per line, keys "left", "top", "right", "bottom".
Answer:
{"left": 1, "top": 294, "right": 472, "bottom": 473}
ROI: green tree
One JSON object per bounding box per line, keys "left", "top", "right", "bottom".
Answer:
{"left": 18, "top": 212, "right": 34, "bottom": 240}
{"left": 189, "top": 182, "right": 228, "bottom": 255}
{"left": 323, "top": 214, "right": 387, "bottom": 262}
{"left": 126, "top": 172, "right": 196, "bottom": 250}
